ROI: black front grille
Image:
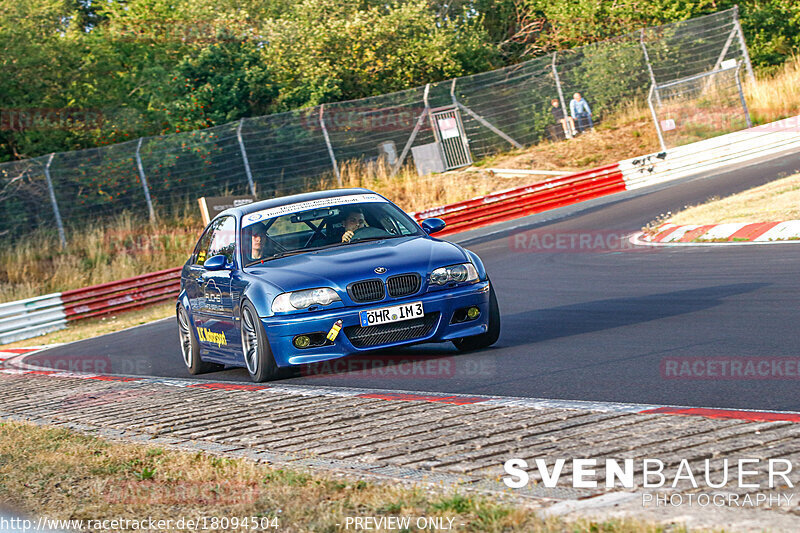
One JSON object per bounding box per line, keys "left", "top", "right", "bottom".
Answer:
{"left": 344, "top": 312, "right": 440, "bottom": 348}
{"left": 387, "top": 273, "right": 421, "bottom": 297}
{"left": 348, "top": 279, "right": 385, "bottom": 303}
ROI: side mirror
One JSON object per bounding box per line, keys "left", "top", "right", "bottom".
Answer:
{"left": 421, "top": 218, "right": 446, "bottom": 235}
{"left": 204, "top": 254, "right": 231, "bottom": 271}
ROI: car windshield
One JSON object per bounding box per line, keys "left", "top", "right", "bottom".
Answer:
{"left": 242, "top": 199, "right": 422, "bottom": 265}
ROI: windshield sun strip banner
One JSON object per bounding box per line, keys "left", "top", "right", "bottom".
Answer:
{"left": 242, "top": 194, "right": 388, "bottom": 228}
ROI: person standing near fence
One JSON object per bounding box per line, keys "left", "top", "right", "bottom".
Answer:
{"left": 570, "top": 93, "right": 594, "bottom": 133}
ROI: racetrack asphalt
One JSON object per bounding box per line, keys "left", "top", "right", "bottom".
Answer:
{"left": 26, "top": 149, "right": 800, "bottom": 412}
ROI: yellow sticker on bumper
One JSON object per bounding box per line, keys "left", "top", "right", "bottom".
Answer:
{"left": 326, "top": 320, "right": 343, "bottom": 342}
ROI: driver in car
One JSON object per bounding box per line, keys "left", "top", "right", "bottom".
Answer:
{"left": 341, "top": 208, "right": 368, "bottom": 243}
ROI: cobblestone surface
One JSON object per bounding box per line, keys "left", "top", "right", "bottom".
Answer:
{"left": 1, "top": 372, "right": 798, "bottom": 532}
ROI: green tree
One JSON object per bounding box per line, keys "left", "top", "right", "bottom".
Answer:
{"left": 2, "top": 0, "right": 800, "bottom": 163}
{"left": 157, "top": 37, "right": 278, "bottom": 132}
{"left": 262, "top": 0, "right": 499, "bottom": 109}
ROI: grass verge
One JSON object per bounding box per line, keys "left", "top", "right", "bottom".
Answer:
{"left": 0, "top": 420, "right": 692, "bottom": 533}
{"left": 654, "top": 171, "right": 800, "bottom": 227}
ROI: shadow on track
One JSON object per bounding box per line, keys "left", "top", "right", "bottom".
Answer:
{"left": 498, "top": 283, "right": 767, "bottom": 347}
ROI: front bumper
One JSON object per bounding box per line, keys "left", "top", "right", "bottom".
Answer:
{"left": 263, "top": 281, "right": 491, "bottom": 366}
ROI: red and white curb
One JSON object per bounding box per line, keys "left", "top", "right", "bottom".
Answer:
{"left": 3, "top": 348, "right": 800, "bottom": 425}
{"left": 0, "top": 347, "right": 43, "bottom": 362}
{"left": 632, "top": 220, "right": 800, "bottom": 246}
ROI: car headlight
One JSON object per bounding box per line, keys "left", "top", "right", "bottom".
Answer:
{"left": 272, "top": 288, "right": 341, "bottom": 312}
{"left": 430, "top": 263, "right": 479, "bottom": 285}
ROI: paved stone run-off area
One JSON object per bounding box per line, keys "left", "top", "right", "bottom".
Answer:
{"left": 0, "top": 372, "right": 798, "bottom": 532}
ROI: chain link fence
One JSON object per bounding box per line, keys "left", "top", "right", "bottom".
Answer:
{"left": 0, "top": 7, "right": 752, "bottom": 245}
{"left": 649, "top": 63, "right": 752, "bottom": 150}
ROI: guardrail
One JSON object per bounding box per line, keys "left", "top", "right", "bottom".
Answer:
{"left": 2, "top": 114, "right": 799, "bottom": 345}
{"left": 61, "top": 267, "right": 181, "bottom": 321}
{"left": 412, "top": 164, "right": 625, "bottom": 236}
{"left": 0, "top": 293, "right": 67, "bottom": 345}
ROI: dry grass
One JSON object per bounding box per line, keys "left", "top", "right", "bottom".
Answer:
{"left": 666, "top": 172, "right": 800, "bottom": 226}
{"left": 745, "top": 55, "right": 800, "bottom": 126}
{"left": 484, "top": 99, "right": 661, "bottom": 171}
{"left": 0, "top": 302, "right": 176, "bottom": 350}
{"left": 318, "top": 159, "right": 537, "bottom": 214}
{"left": 0, "top": 209, "right": 203, "bottom": 304}
{"left": 0, "top": 420, "right": 690, "bottom": 533}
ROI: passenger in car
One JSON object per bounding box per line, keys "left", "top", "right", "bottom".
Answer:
{"left": 245, "top": 222, "right": 271, "bottom": 261}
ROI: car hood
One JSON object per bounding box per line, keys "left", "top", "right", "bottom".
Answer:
{"left": 244, "top": 236, "right": 468, "bottom": 293}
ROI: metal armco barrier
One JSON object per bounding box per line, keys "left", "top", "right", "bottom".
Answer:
{"left": 412, "top": 164, "right": 625, "bottom": 236}
{"left": 61, "top": 267, "right": 181, "bottom": 321}
{"left": 0, "top": 293, "right": 66, "bottom": 345}
{"left": 3, "top": 114, "right": 799, "bottom": 345}
{"left": 0, "top": 267, "right": 181, "bottom": 345}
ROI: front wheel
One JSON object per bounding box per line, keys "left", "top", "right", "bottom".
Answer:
{"left": 241, "top": 300, "right": 279, "bottom": 382}
{"left": 177, "top": 305, "right": 223, "bottom": 375}
{"left": 452, "top": 282, "right": 501, "bottom": 352}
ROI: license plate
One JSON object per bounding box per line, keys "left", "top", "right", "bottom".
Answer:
{"left": 359, "top": 301, "right": 424, "bottom": 327}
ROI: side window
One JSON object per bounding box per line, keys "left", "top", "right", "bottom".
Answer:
{"left": 207, "top": 216, "right": 237, "bottom": 262}
{"left": 193, "top": 216, "right": 235, "bottom": 266}
{"left": 375, "top": 204, "right": 415, "bottom": 236}
{"left": 193, "top": 225, "right": 216, "bottom": 266}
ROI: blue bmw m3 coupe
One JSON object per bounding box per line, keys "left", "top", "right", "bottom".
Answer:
{"left": 176, "top": 188, "right": 500, "bottom": 382}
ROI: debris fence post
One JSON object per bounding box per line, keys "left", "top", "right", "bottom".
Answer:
{"left": 43, "top": 153, "right": 67, "bottom": 248}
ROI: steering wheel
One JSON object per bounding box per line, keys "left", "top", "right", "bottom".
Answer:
{"left": 349, "top": 226, "right": 391, "bottom": 242}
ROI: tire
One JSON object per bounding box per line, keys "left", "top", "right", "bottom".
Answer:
{"left": 177, "top": 304, "right": 223, "bottom": 375}
{"left": 452, "top": 281, "right": 501, "bottom": 352}
{"left": 241, "top": 300, "right": 279, "bottom": 382}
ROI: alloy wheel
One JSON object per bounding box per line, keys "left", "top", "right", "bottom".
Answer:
{"left": 177, "top": 308, "right": 193, "bottom": 367}
{"left": 242, "top": 307, "right": 260, "bottom": 374}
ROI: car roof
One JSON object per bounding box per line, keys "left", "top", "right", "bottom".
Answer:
{"left": 215, "top": 188, "right": 381, "bottom": 221}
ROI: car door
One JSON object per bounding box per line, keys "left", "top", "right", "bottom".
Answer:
{"left": 193, "top": 216, "right": 237, "bottom": 360}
